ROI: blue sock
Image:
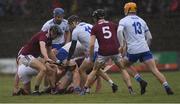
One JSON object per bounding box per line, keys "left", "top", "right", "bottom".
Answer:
{"left": 134, "top": 74, "right": 143, "bottom": 82}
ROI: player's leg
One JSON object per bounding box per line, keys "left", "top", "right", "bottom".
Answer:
{"left": 95, "top": 76, "right": 102, "bottom": 93}
{"left": 56, "top": 70, "right": 73, "bottom": 94}
{"left": 86, "top": 75, "right": 102, "bottom": 93}
{"left": 45, "top": 64, "right": 58, "bottom": 94}
{"left": 17, "top": 64, "right": 38, "bottom": 95}
{"left": 29, "top": 58, "right": 47, "bottom": 95}
{"left": 12, "top": 72, "right": 20, "bottom": 95}
{"left": 142, "top": 52, "right": 174, "bottom": 95}
{"left": 71, "top": 65, "right": 81, "bottom": 94}
{"left": 79, "top": 58, "right": 94, "bottom": 87}
{"left": 113, "top": 54, "right": 135, "bottom": 94}
{"left": 13, "top": 58, "right": 22, "bottom": 95}
{"left": 122, "top": 54, "right": 148, "bottom": 95}
{"left": 96, "top": 69, "right": 118, "bottom": 93}
{"left": 81, "top": 58, "right": 104, "bottom": 95}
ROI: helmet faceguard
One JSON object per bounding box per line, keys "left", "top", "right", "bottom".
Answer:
{"left": 67, "top": 15, "right": 80, "bottom": 25}
{"left": 53, "top": 8, "right": 64, "bottom": 24}
{"left": 67, "top": 15, "right": 80, "bottom": 30}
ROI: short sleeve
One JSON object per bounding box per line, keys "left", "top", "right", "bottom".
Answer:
{"left": 119, "top": 19, "right": 125, "bottom": 27}
{"left": 41, "top": 22, "right": 50, "bottom": 32}
{"left": 144, "top": 23, "right": 149, "bottom": 33}
{"left": 39, "top": 32, "right": 48, "bottom": 42}
{"left": 65, "top": 23, "right": 70, "bottom": 32}
{"left": 91, "top": 26, "right": 97, "bottom": 36}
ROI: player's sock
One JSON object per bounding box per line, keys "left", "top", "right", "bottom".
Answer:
{"left": 80, "top": 86, "right": 88, "bottom": 95}
{"left": 128, "top": 86, "right": 135, "bottom": 95}
{"left": 163, "top": 82, "right": 174, "bottom": 95}
{"left": 50, "top": 87, "right": 56, "bottom": 94}
{"left": 162, "top": 82, "right": 170, "bottom": 89}
{"left": 74, "top": 86, "right": 82, "bottom": 94}
{"left": 32, "top": 86, "right": 41, "bottom": 96}
{"left": 111, "top": 83, "right": 118, "bottom": 93}
{"left": 134, "top": 74, "right": 143, "bottom": 82}
{"left": 108, "top": 79, "right": 114, "bottom": 86}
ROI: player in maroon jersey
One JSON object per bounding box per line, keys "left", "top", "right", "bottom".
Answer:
{"left": 81, "top": 9, "right": 134, "bottom": 95}
{"left": 13, "top": 25, "right": 61, "bottom": 95}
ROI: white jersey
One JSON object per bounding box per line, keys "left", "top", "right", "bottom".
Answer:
{"left": 41, "top": 18, "right": 69, "bottom": 44}
{"left": 62, "top": 41, "right": 86, "bottom": 58}
{"left": 72, "top": 22, "right": 99, "bottom": 52}
{"left": 118, "top": 15, "right": 150, "bottom": 54}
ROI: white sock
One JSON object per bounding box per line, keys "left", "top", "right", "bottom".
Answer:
{"left": 108, "top": 80, "right": 114, "bottom": 86}
{"left": 162, "top": 81, "right": 169, "bottom": 87}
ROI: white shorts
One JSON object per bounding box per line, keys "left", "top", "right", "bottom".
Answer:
{"left": 17, "top": 54, "right": 35, "bottom": 66}
{"left": 17, "top": 64, "right": 38, "bottom": 84}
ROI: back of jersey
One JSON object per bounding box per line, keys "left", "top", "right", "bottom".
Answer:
{"left": 91, "top": 20, "right": 119, "bottom": 56}
{"left": 119, "top": 15, "right": 150, "bottom": 54}
{"left": 72, "top": 22, "right": 99, "bottom": 52}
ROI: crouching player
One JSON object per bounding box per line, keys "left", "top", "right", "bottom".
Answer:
{"left": 52, "top": 41, "right": 86, "bottom": 94}
{"left": 12, "top": 25, "right": 60, "bottom": 95}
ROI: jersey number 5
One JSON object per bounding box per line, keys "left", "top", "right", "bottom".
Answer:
{"left": 132, "top": 22, "right": 142, "bottom": 34}
{"left": 102, "top": 26, "right": 112, "bottom": 39}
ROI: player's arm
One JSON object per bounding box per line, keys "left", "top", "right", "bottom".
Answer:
{"left": 66, "top": 29, "right": 79, "bottom": 61}
{"left": 117, "top": 25, "right": 125, "bottom": 54}
{"left": 145, "top": 30, "right": 152, "bottom": 46}
{"left": 65, "top": 31, "right": 71, "bottom": 44}
{"left": 89, "top": 35, "right": 96, "bottom": 62}
{"left": 39, "top": 41, "right": 51, "bottom": 62}
{"left": 46, "top": 46, "right": 58, "bottom": 61}
{"left": 67, "top": 40, "right": 77, "bottom": 61}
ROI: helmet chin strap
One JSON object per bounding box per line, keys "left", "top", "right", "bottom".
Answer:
{"left": 125, "top": 8, "right": 130, "bottom": 15}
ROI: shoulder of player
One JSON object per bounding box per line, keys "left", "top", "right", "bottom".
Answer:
{"left": 61, "top": 19, "right": 68, "bottom": 24}
{"left": 92, "top": 23, "right": 99, "bottom": 28}
{"left": 108, "top": 21, "right": 118, "bottom": 26}
{"left": 44, "top": 19, "right": 54, "bottom": 25}
{"left": 38, "top": 31, "right": 48, "bottom": 38}
{"left": 42, "top": 19, "right": 54, "bottom": 30}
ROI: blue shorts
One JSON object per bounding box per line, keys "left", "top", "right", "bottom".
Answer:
{"left": 56, "top": 48, "right": 68, "bottom": 62}
{"left": 52, "top": 43, "right": 65, "bottom": 50}
{"left": 126, "top": 51, "right": 153, "bottom": 63}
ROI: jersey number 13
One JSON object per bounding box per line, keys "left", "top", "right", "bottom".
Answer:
{"left": 132, "top": 22, "right": 142, "bottom": 34}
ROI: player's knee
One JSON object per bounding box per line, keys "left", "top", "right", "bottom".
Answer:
{"left": 39, "top": 65, "right": 47, "bottom": 73}
{"left": 79, "top": 68, "right": 86, "bottom": 74}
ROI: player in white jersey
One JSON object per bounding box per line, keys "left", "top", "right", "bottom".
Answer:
{"left": 41, "top": 8, "right": 71, "bottom": 50}
{"left": 117, "top": 2, "right": 174, "bottom": 95}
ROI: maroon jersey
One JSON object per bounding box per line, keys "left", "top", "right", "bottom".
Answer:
{"left": 91, "top": 20, "right": 120, "bottom": 56}
{"left": 19, "top": 31, "right": 52, "bottom": 58}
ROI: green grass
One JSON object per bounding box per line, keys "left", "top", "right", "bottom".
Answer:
{"left": 0, "top": 71, "right": 180, "bottom": 103}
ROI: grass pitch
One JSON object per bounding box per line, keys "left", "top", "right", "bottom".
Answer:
{"left": 0, "top": 71, "right": 180, "bottom": 103}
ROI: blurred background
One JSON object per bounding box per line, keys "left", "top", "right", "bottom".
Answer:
{"left": 0, "top": 0, "right": 180, "bottom": 73}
